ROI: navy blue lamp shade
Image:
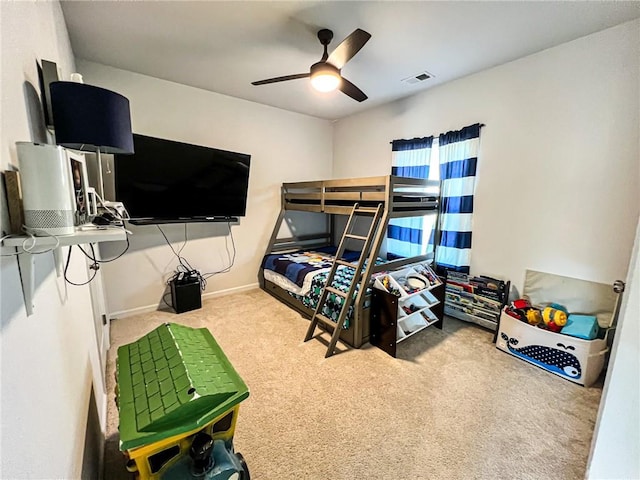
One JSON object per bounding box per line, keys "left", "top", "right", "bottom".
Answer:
{"left": 49, "top": 81, "right": 134, "bottom": 154}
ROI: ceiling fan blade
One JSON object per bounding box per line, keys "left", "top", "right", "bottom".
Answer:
{"left": 327, "top": 29, "right": 371, "bottom": 69}
{"left": 339, "top": 77, "right": 367, "bottom": 102}
{"left": 252, "top": 73, "right": 310, "bottom": 86}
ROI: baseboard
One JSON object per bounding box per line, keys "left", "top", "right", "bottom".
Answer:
{"left": 110, "top": 283, "right": 260, "bottom": 319}
{"left": 200, "top": 282, "right": 259, "bottom": 301}
{"left": 81, "top": 384, "right": 105, "bottom": 480}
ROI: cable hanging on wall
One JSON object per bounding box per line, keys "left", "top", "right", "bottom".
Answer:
{"left": 64, "top": 236, "right": 131, "bottom": 286}
{"left": 203, "top": 222, "right": 236, "bottom": 279}
{"left": 157, "top": 222, "right": 237, "bottom": 295}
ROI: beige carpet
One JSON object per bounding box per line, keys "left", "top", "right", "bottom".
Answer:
{"left": 104, "top": 288, "right": 603, "bottom": 480}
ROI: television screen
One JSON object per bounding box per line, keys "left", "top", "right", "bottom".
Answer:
{"left": 114, "top": 134, "right": 250, "bottom": 224}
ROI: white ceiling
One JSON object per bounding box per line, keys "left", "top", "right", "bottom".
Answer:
{"left": 60, "top": 1, "right": 640, "bottom": 120}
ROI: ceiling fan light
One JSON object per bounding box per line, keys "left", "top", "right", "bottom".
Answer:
{"left": 311, "top": 72, "right": 341, "bottom": 92}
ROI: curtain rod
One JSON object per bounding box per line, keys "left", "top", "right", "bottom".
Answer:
{"left": 389, "top": 123, "right": 485, "bottom": 144}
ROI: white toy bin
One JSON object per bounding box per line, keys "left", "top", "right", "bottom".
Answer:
{"left": 496, "top": 270, "right": 624, "bottom": 387}
{"left": 497, "top": 310, "right": 608, "bottom": 386}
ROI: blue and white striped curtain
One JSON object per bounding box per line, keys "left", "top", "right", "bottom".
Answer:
{"left": 387, "top": 137, "right": 433, "bottom": 258}
{"left": 435, "top": 123, "right": 481, "bottom": 274}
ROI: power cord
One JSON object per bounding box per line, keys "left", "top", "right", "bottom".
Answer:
{"left": 202, "top": 222, "right": 236, "bottom": 279}
{"left": 177, "top": 223, "right": 188, "bottom": 258}
{"left": 161, "top": 291, "right": 174, "bottom": 310}
{"left": 65, "top": 236, "right": 131, "bottom": 286}
{"left": 157, "top": 225, "right": 193, "bottom": 272}
{"left": 1, "top": 232, "right": 92, "bottom": 285}
{"left": 2, "top": 225, "right": 129, "bottom": 286}
{"left": 158, "top": 222, "right": 236, "bottom": 293}
{"left": 0, "top": 233, "right": 22, "bottom": 257}
{"left": 77, "top": 235, "right": 130, "bottom": 264}
{"left": 158, "top": 224, "right": 206, "bottom": 292}
{"left": 1, "top": 230, "right": 61, "bottom": 257}
{"left": 94, "top": 191, "right": 131, "bottom": 221}
{"left": 64, "top": 245, "right": 98, "bottom": 286}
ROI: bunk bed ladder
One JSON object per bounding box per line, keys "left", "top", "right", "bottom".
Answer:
{"left": 304, "top": 202, "right": 383, "bottom": 358}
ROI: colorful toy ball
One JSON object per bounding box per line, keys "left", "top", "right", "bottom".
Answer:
{"left": 543, "top": 306, "right": 568, "bottom": 327}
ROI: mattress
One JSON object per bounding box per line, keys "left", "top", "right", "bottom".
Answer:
{"left": 263, "top": 268, "right": 324, "bottom": 296}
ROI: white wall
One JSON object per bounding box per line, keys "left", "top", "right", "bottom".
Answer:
{"left": 76, "top": 61, "right": 333, "bottom": 316}
{"left": 333, "top": 20, "right": 640, "bottom": 291}
{"left": 588, "top": 219, "right": 640, "bottom": 478}
{"left": 0, "top": 2, "right": 101, "bottom": 478}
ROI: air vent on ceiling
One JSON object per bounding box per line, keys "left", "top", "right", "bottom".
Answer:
{"left": 401, "top": 71, "right": 434, "bottom": 85}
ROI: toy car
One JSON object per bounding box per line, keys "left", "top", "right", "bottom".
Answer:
{"left": 116, "top": 323, "right": 250, "bottom": 480}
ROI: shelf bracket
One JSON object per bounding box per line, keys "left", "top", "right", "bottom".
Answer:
{"left": 13, "top": 247, "right": 62, "bottom": 316}
{"left": 16, "top": 251, "right": 36, "bottom": 316}
{"left": 53, "top": 247, "right": 63, "bottom": 277}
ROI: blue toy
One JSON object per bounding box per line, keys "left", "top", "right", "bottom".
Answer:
{"left": 561, "top": 314, "right": 599, "bottom": 340}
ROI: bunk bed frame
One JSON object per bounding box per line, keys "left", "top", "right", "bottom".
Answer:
{"left": 259, "top": 175, "right": 440, "bottom": 349}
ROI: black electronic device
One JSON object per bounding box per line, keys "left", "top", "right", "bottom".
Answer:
{"left": 169, "top": 275, "right": 202, "bottom": 314}
{"left": 114, "top": 134, "right": 251, "bottom": 225}
{"left": 92, "top": 215, "right": 111, "bottom": 226}
{"left": 92, "top": 211, "right": 120, "bottom": 226}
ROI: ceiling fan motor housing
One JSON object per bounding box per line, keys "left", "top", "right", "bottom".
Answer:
{"left": 310, "top": 61, "right": 339, "bottom": 77}
{"left": 310, "top": 62, "right": 341, "bottom": 91}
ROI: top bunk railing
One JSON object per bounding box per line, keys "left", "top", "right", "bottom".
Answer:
{"left": 282, "top": 175, "right": 439, "bottom": 216}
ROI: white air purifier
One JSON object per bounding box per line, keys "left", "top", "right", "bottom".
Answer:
{"left": 16, "top": 142, "right": 75, "bottom": 236}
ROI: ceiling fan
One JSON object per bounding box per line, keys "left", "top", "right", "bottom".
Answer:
{"left": 251, "top": 28, "right": 371, "bottom": 102}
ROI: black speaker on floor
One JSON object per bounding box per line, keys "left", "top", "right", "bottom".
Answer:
{"left": 170, "top": 275, "right": 202, "bottom": 314}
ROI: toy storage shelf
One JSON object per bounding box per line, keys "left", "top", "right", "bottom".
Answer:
{"left": 1, "top": 227, "right": 127, "bottom": 316}
{"left": 370, "top": 262, "right": 444, "bottom": 357}
{"left": 443, "top": 309, "right": 498, "bottom": 331}
{"left": 444, "top": 272, "right": 510, "bottom": 333}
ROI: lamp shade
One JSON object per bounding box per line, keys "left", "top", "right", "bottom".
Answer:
{"left": 50, "top": 81, "right": 134, "bottom": 154}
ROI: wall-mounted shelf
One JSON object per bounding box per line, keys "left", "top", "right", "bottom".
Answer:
{"left": 1, "top": 227, "right": 127, "bottom": 316}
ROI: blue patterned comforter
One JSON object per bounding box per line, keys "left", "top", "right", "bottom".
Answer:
{"left": 262, "top": 252, "right": 333, "bottom": 288}
{"left": 262, "top": 247, "right": 361, "bottom": 288}
{"left": 289, "top": 259, "right": 383, "bottom": 329}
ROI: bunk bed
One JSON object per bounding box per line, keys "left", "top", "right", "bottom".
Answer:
{"left": 258, "top": 175, "right": 441, "bottom": 349}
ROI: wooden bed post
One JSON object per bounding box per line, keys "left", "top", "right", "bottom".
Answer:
{"left": 259, "top": 186, "right": 286, "bottom": 288}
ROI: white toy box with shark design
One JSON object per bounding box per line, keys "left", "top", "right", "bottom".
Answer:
{"left": 496, "top": 270, "right": 625, "bottom": 387}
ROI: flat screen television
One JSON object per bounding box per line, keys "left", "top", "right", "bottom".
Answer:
{"left": 114, "top": 134, "right": 251, "bottom": 225}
